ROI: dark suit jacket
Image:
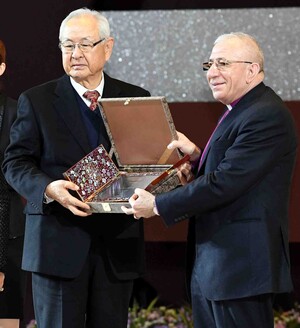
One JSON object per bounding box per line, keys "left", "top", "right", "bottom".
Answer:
{"left": 2, "top": 74, "right": 150, "bottom": 280}
{"left": 0, "top": 94, "right": 25, "bottom": 239}
{"left": 156, "top": 83, "right": 298, "bottom": 300}
{"left": 0, "top": 93, "right": 25, "bottom": 272}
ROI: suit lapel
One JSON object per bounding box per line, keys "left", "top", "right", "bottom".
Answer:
{"left": 197, "top": 109, "right": 232, "bottom": 172}
{"left": 102, "top": 73, "right": 122, "bottom": 98}
{"left": 210, "top": 109, "right": 232, "bottom": 143}
{"left": 52, "top": 73, "right": 126, "bottom": 153}
{"left": 53, "top": 75, "right": 92, "bottom": 154}
{"left": 198, "top": 82, "right": 267, "bottom": 173}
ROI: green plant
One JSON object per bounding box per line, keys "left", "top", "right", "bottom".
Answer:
{"left": 127, "top": 297, "right": 193, "bottom": 328}
{"left": 27, "top": 301, "right": 300, "bottom": 328}
{"left": 274, "top": 304, "right": 300, "bottom": 328}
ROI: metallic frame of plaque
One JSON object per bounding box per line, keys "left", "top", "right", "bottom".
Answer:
{"left": 66, "top": 96, "right": 189, "bottom": 213}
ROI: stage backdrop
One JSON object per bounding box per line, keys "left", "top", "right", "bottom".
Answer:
{"left": 0, "top": 2, "right": 299, "bottom": 243}
{"left": 1, "top": 0, "right": 299, "bottom": 317}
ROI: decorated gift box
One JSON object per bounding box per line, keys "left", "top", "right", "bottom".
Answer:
{"left": 64, "top": 96, "right": 189, "bottom": 213}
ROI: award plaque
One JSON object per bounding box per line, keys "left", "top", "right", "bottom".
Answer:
{"left": 64, "top": 96, "right": 189, "bottom": 213}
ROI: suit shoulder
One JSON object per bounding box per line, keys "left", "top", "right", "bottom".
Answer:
{"left": 105, "top": 74, "right": 150, "bottom": 96}
{"left": 21, "top": 76, "right": 64, "bottom": 98}
{"left": 245, "top": 85, "right": 289, "bottom": 118}
{"left": 261, "top": 87, "right": 293, "bottom": 120}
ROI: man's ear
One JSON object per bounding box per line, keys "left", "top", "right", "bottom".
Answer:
{"left": 0, "top": 62, "right": 6, "bottom": 77}
{"left": 246, "top": 62, "right": 260, "bottom": 84}
{"left": 104, "top": 37, "right": 114, "bottom": 61}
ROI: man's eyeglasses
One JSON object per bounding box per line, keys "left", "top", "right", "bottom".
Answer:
{"left": 202, "top": 58, "right": 253, "bottom": 71}
{"left": 59, "top": 38, "right": 106, "bottom": 54}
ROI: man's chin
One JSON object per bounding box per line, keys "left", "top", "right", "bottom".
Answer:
{"left": 69, "top": 72, "right": 85, "bottom": 81}
{"left": 69, "top": 67, "right": 87, "bottom": 75}
{"left": 212, "top": 91, "right": 224, "bottom": 102}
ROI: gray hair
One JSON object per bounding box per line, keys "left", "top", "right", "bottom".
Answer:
{"left": 214, "top": 32, "right": 264, "bottom": 72}
{"left": 59, "top": 7, "right": 110, "bottom": 41}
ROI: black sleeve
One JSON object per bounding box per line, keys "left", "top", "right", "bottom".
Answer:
{"left": 0, "top": 165, "right": 10, "bottom": 272}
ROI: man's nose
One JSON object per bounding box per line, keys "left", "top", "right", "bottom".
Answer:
{"left": 207, "top": 63, "right": 220, "bottom": 77}
{"left": 71, "top": 44, "right": 84, "bottom": 57}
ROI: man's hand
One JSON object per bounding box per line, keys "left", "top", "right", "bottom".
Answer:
{"left": 168, "top": 131, "right": 201, "bottom": 162}
{"left": 45, "top": 180, "right": 92, "bottom": 217}
{"left": 121, "top": 188, "right": 156, "bottom": 219}
{"left": 0, "top": 272, "right": 5, "bottom": 292}
{"left": 177, "top": 162, "right": 194, "bottom": 185}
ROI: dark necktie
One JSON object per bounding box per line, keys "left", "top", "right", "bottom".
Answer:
{"left": 198, "top": 108, "right": 230, "bottom": 170}
{"left": 83, "top": 90, "right": 100, "bottom": 111}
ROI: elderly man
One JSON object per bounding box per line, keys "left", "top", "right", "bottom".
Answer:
{"left": 122, "top": 33, "right": 297, "bottom": 327}
{"left": 3, "top": 8, "right": 150, "bottom": 328}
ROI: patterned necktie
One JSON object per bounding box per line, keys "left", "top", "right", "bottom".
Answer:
{"left": 83, "top": 90, "right": 100, "bottom": 111}
{"left": 198, "top": 108, "right": 230, "bottom": 170}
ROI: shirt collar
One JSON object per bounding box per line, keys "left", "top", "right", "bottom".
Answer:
{"left": 226, "top": 97, "right": 242, "bottom": 111}
{"left": 70, "top": 73, "right": 104, "bottom": 106}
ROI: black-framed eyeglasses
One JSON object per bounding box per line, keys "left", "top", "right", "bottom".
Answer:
{"left": 59, "top": 38, "right": 106, "bottom": 54}
{"left": 202, "top": 58, "right": 253, "bottom": 71}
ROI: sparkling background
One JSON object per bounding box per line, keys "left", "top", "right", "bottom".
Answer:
{"left": 103, "top": 8, "right": 300, "bottom": 102}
